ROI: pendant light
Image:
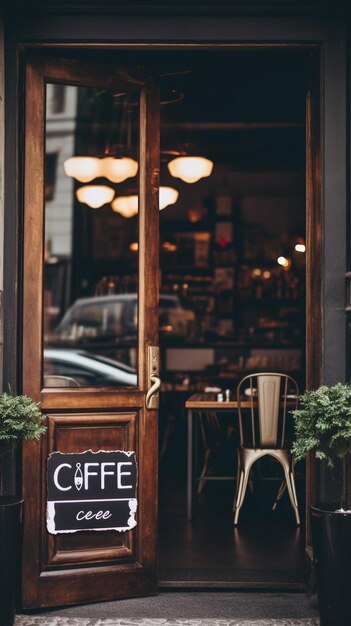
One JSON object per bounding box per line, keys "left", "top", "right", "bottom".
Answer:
{"left": 159, "top": 186, "right": 179, "bottom": 209}
{"left": 100, "top": 156, "right": 138, "bottom": 183}
{"left": 64, "top": 157, "right": 101, "bottom": 183}
{"left": 111, "top": 195, "right": 139, "bottom": 218}
{"left": 64, "top": 92, "right": 138, "bottom": 185}
{"left": 76, "top": 185, "right": 115, "bottom": 209}
{"left": 64, "top": 155, "right": 138, "bottom": 184}
{"left": 167, "top": 156, "right": 213, "bottom": 184}
{"left": 111, "top": 186, "right": 179, "bottom": 218}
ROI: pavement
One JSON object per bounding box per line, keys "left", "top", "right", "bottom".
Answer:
{"left": 14, "top": 591, "right": 319, "bottom": 625}
{"left": 15, "top": 615, "right": 319, "bottom": 626}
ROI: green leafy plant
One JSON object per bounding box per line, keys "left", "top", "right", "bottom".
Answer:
{"left": 0, "top": 392, "right": 46, "bottom": 447}
{"left": 292, "top": 383, "right": 351, "bottom": 509}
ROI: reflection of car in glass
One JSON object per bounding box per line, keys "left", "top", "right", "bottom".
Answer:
{"left": 44, "top": 348, "right": 137, "bottom": 387}
{"left": 53, "top": 294, "right": 195, "bottom": 345}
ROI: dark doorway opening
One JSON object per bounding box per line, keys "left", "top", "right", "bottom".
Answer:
{"left": 150, "top": 49, "right": 310, "bottom": 588}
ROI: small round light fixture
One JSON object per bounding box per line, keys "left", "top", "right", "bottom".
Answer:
{"left": 159, "top": 186, "right": 179, "bottom": 210}
{"left": 64, "top": 157, "right": 101, "bottom": 183}
{"left": 112, "top": 195, "right": 139, "bottom": 218}
{"left": 167, "top": 156, "right": 213, "bottom": 184}
{"left": 76, "top": 185, "right": 115, "bottom": 209}
{"left": 112, "top": 186, "right": 178, "bottom": 217}
{"left": 101, "top": 157, "right": 138, "bottom": 183}
{"left": 262, "top": 270, "right": 271, "bottom": 280}
{"left": 277, "top": 256, "right": 291, "bottom": 270}
{"left": 294, "top": 243, "right": 306, "bottom": 253}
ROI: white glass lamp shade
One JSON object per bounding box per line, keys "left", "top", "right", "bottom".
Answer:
{"left": 112, "top": 195, "right": 139, "bottom": 218}
{"left": 101, "top": 157, "right": 138, "bottom": 183}
{"left": 64, "top": 157, "right": 101, "bottom": 183}
{"left": 159, "top": 186, "right": 179, "bottom": 210}
{"left": 111, "top": 186, "right": 178, "bottom": 217}
{"left": 76, "top": 185, "right": 115, "bottom": 209}
{"left": 167, "top": 156, "right": 214, "bottom": 184}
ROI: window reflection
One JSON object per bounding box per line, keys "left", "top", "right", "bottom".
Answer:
{"left": 44, "top": 83, "right": 139, "bottom": 387}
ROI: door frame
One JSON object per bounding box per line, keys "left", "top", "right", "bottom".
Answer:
{"left": 3, "top": 15, "right": 347, "bottom": 582}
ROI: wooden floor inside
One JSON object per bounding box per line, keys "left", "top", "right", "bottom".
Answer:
{"left": 158, "top": 475, "right": 306, "bottom": 589}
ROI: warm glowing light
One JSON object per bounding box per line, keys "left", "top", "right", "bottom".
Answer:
{"left": 162, "top": 241, "right": 177, "bottom": 252}
{"left": 159, "top": 186, "right": 179, "bottom": 210}
{"left": 64, "top": 157, "right": 101, "bottom": 183}
{"left": 295, "top": 243, "right": 306, "bottom": 253}
{"left": 76, "top": 185, "right": 115, "bottom": 209}
{"left": 64, "top": 156, "right": 138, "bottom": 183}
{"left": 112, "top": 195, "right": 139, "bottom": 218}
{"left": 277, "top": 256, "right": 291, "bottom": 270}
{"left": 129, "top": 242, "right": 138, "bottom": 252}
{"left": 252, "top": 268, "right": 262, "bottom": 278}
{"left": 112, "top": 186, "right": 178, "bottom": 217}
{"left": 101, "top": 157, "right": 138, "bottom": 183}
{"left": 167, "top": 156, "right": 214, "bottom": 184}
{"left": 263, "top": 270, "right": 271, "bottom": 280}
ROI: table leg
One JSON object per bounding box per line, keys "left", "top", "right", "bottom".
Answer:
{"left": 187, "top": 408, "right": 193, "bottom": 520}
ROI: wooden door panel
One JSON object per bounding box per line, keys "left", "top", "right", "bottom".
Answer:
{"left": 41, "top": 389, "right": 145, "bottom": 411}
{"left": 44, "top": 412, "right": 137, "bottom": 568}
{"left": 21, "top": 54, "right": 160, "bottom": 608}
{"left": 47, "top": 412, "right": 137, "bottom": 451}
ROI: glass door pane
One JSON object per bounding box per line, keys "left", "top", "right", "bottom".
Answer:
{"left": 44, "top": 82, "right": 139, "bottom": 388}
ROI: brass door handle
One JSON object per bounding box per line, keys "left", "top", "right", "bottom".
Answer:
{"left": 146, "top": 373, "right": 161, "bottom": 410}
{"left": 146, "top": 346, "right": 161, "bottom": 410}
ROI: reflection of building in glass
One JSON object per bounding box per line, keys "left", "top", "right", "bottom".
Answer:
{"left": 45, "top": 84, "right": 78, "bottom": 257}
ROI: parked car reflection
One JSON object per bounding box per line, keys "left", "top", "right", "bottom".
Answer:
{"left": 44, "top": 348, "right": 137, "bottom": 387}
{"left": 53, "top": 293, "right": 196, "bottom": 345}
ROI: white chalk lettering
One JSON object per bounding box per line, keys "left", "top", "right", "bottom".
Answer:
{"left": 117, "top": 462, "right": 133, "bottom": 489}
{"left": 84, "top": 462, "right": 99, "bottom": 490}
{"left": 100, "top": 462, "right": 115, "bottom": 489}
{"left": 76, "top": 509, "right": 112, "bottom": 521}
{"left": 53, "top": 463, "right": 72, "bottom": 491}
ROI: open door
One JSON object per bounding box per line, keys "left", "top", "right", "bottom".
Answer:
{"left": 21, "top": 54, "right": 160, "bottom": 608}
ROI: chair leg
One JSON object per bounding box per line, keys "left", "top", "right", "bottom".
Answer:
{"left": 283, "top": 465, "right": 300, "bottom": 526}
{"left": 272, "top": 479, "right": 287, "bottom": 510}
{"left": 198, "top": 448, "right": 211, "bottom": 495}
{"left": 234, "top": 466, "right": 250, "bottom": 526}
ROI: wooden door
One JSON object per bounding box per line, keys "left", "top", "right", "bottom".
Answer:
{"left": 21, "top": 55, "right": 160, "bottom": 609}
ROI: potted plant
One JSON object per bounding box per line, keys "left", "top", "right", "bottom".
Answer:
{"left": 292, "top": 382, "right": 351, "bottom": 626}
{"left": 0, "top": 391, "right": 46, "bottom": 626}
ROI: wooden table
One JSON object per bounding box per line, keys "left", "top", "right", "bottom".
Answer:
{"left": 185, "top": 393, "right": 247, "bottom": 520}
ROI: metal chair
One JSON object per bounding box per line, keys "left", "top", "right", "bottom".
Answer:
{"left": 233, "top": 372, "right": 300, "bottom": 526}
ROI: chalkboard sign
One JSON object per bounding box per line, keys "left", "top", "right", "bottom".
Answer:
{"left": 47, "top": 450, "right": 137, "bottom": 534}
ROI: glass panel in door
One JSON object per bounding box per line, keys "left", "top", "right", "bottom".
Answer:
{"left": 44, "top": 83, "right": 140, "bottom": 387}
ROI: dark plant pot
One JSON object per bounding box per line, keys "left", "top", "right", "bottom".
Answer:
{"left": 0, "top": 497, "right": 23, "bottom": 626}
{"left": 311, "top": 502, "right": 351, "bottom": 626}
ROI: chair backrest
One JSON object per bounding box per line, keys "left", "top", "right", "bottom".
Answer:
{"left": 237, "top": 372, "right": 299, "bottom": 449}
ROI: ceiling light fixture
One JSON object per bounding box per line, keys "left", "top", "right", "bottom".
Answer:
{"left": 100, "top": 156, "right": 138, "bottom": 183}
{"left": 112, "top": 186, "right": 179, "bottom": 218}
{"left": 167, "top": 156, "right": 213, "bottom": 184}
{"left": 64, "top": 156, "right": 138, "bottom": 184}
{"left": 159, "top": 186, "right": 179, "bottom": 209}
{"left": 112, "top": 195, "right": 139, "bottom": 218}
{"left": 76, "top": 185, "right": 115, "bottom": 209}
{"left": 64, "top": 157, "right": 101, "bottom": 183}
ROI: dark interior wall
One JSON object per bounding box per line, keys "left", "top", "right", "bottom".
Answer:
{"left": 2, "top": 12, "right": 348, "bottom": 512}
